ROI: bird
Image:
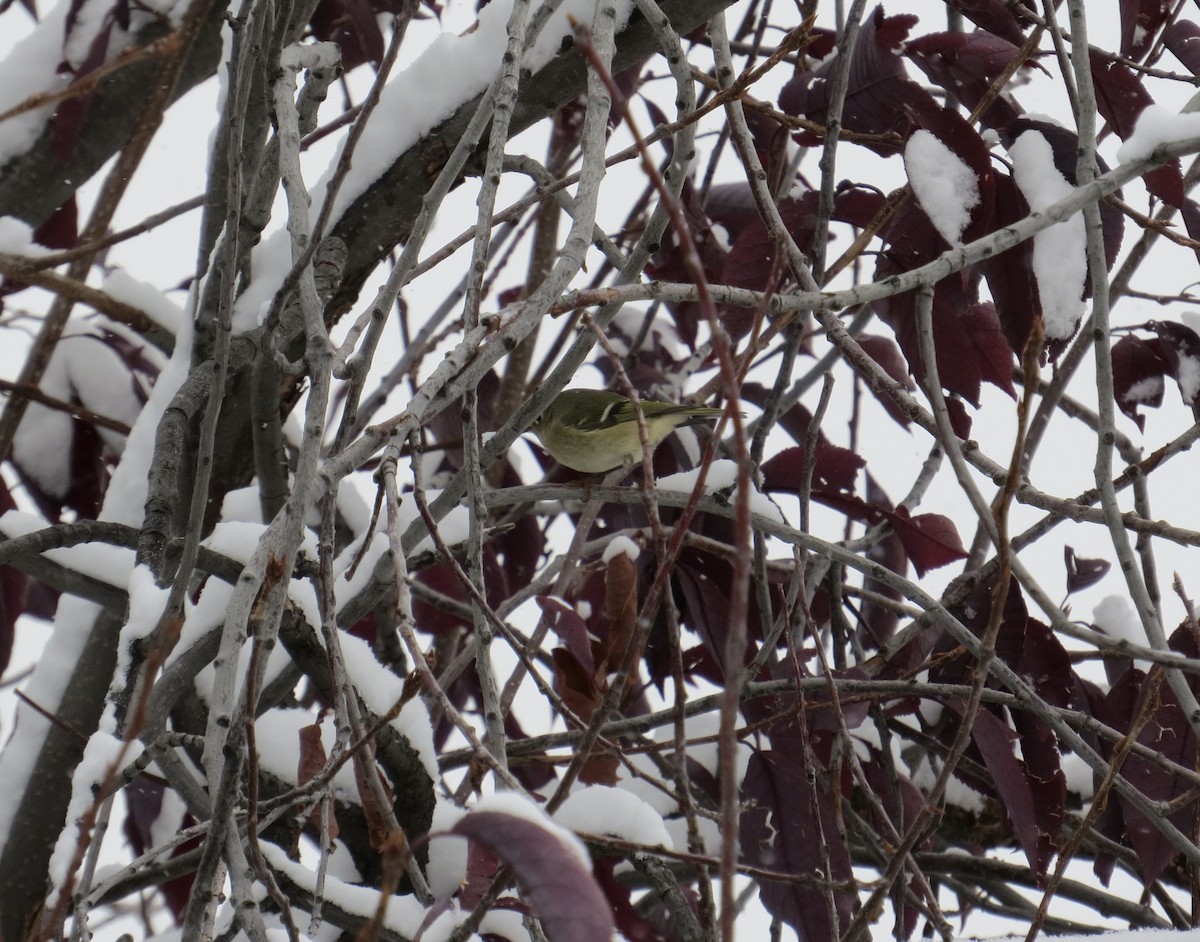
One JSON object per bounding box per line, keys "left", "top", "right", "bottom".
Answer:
{"left": 531, "top": 388, "right": 727, "bottom": 473}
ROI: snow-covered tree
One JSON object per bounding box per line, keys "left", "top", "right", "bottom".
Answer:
{"left": 1, "top": 1, "right": 1199, "bottom": 939}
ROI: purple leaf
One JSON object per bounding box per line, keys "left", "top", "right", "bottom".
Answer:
{"left": 1090, "top": 50, "right": 1154, "bottom": 140}
{"left": 961, "top": 302, "right": 1016, "bottom": 399}
{"left": 1163, "top": 19, "right": 1200, "bottom": 76}
{"left": 948, "top": 0, "right": 1028, "bottom": 45}
{"left": 1064, "top": 546, "right": 1111, "bottom": 594}
{"left": 1111, "top": 333, "right": 1170, "bottom": 429}
{"left": 980, "top": 171, "right": 1039, "bottom": 354}
{"left": 906, "top": 31, "right": 1029, "bottom": 129}
{"left": 1089, "top": 51, "right": 1186, "bottom": 205}
{"left": 949, "top": 699, "right": 1045, "bottom": 874}
{"left": 1117, "top": 680, "right": 1199, "bottom": 886}
{"left": 309, "top": 0, "right": 384, "bottom": 69}
{"left": 860, "top": 530, "right": 906, "bottom": 649}
{"left": 760, "top": 443, "right": 865, "bottom": 496}
{"left": 904, "top": 97, "right": 996, "bottom": 243}
{"left": 887, "top": 509, "right": 968, "bottom": 577}
{"left": 741, "top": 748, "right": 854, "bottom": 940}
{"left": 740, "top": 383, "right": 825, "bottom": 445}
{"left": 858, "top": 333, "right": 917, "bottom": 428}
{"left": 33, "top": 196, "right": 77, "bottom": 251}
{"left": 1120, "top": 0, "right": 1174, "bottom": 58}
{"left": 1144, "top": 319, "right": 1200, "bottom": 410}
{"left": 592, "top": 858, "right": 668, "bottom": 942}
{"left": 780, "top": 8, "right": 931, "bottom": 153}
{"left": 451, "top": 810, "right": 613, "bottom": 942}
{"left": 872, "top": 200, "right": 989, "bottom": 405}
{"left": 805, "top": 493, "right": 967, "bottom": 576}
{"left": 537, "top": 596, "right": 594, "bottom": 676}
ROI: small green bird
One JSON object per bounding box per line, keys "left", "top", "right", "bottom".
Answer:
{"left": 532, "top": 388, "right": 727, "bottom": 473}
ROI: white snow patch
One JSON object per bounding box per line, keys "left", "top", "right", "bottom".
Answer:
{"left": 235, "top": 0, "right": 635, "bottom": 329}
{"left": 338, "top": 633, "right": 438, "bottom": 778}
{"left": 657, "top": 460, "right": 784, "bottom": 523}
{"left": 602, "top": 534, "right": 640, "bottom": 563}
{"left": 1009, "top": 130, "right": 1087, "bottom": 340}
{"left": 0, "top": 510, "right": 133, "bottom": 586}
{"left": 1122, "top": 375, "right": 1164, "bottom": 405}
{"left": 0, "top": 595, "right": 107, "bottom": 849}
{"left": 0, "top": 217, "right": 52, "bottom": 256}
{"left": 102, "top": 270, "right": 185, "bottom": 334}
{"left": 0, "top": 3, "right": 71, "bottom": 165}
{"left": 253, "top": 709, "right": 358, "bottom": 795}
{"left": 658, "top": 461, "right": 738, "bottom": 495}
{"left": 123, "top": 565, "right": 169, "bottom": 643}
{"left": 322, "top": 0, "right": 635, "bottom": 226}
{"left": 11, "top": 325, "right": 150, "bottom": 499}
{"left": 911, "top": 752, "right": 985, "bottom": 812}
{"left": 47, "top": 731, "right": 138, "bottom": 898}
{"left": 1093, "top": 595, "right": 1150, "bottom": 672}
{"left": 904, "top": 129, "right": 980, "bottom": 244}
{"left": 554, "top": 785, "right": 672, "bottom": 849}
{"left": 427, "top": 800, "right": 469, "bottom": 898}
{"left": 262, "top": 842, "right": 430, "bottom": 937}
{"left": 1176, "top": 353, "right": 1200, "bottom": 404}
{"left": 1116, "top": 104, "right": 1200, "bottom": 165}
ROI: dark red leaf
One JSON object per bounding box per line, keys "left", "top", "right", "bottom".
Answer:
{"left": 961, "top": 302, "right": 1016, "bottom": 399}
{"left": 603, "top": 550, "right": 637, "bottom": 673}
{"left": 504, "top": 712, "right": 557, "bottom": 791}
{"left": 1111, "top": 333, "right": 1171, "bottom": 430}
{"left": 1089, "top": 51, "right": 1187, "bottom": 206}
{"left": 948, "top": 0, "right": 1028, "bottom": 45}
{"left": 1144, "top": 319, "right": 1200, "bottom": 408}
{"left": 950, "top": 698, "right": 1044, "bottom": 873}
{"left": 872, "top": 200, "right": 988, "bottom": 405}
{"left": 802, "top": 492, "right": 966, "bottom": 576}
{"left": 740, "top": 384, "right": 826, "bottom": 445}
{"left": 644, "top": 180, "right": 727, "bottom": 348}
{"left": 740, "top": 748, "right": 854, "bottom": 940}
{"left": 0, "top": 0, "right": 39, "bottom": 19}
{"left": 760, "top": 443, "right": 865, "bottom": 496}
{"left": 904, "top": 98, "right": 996, "bottom": 243}
{"left": 33, "top": 196, "right": 77, "bottom": 251}
{"left": 858, "top": 333, "right": 917, "bottom": 428}
{"left": 1090, "top": 50, "right": 1154, "bottom": 140}
{"left": 1163, "top": 19, "right": 1200, "bottom": 76}
{"left": 460, "top": 841, "right": 502, "bottom": 910}
{"left": 1120, "top": 0, "right": 1174, "bottom": 58}
{"left": 859, "top": 530, "right": 906, "bottom": 649}
{"left": 980, "top": 171, "right": 1039, "bottom": 353}
{"left": 309, "top": 0, "right": 384, "bottom": 69}
{"left": 1118, "top": 682, "right": 1199, "bottom": 886}
{"left": 451, "top": 810, "right": 613, "bottom": 942}
{"left": 1143, "top": 162, "right": 1187, "bottom": 207}
{"left": 717, "top": 186, "right": 883, "bottom": 341}
{"left": 780, "top": 8, "right": 930, "bottom": 153}
{"left": 123, "top": 775, "right": 197, "bottom": 919}
{"left": 1011, "top": 703, "right": 1066, "bottom": 873}
{"left": 1064, "top": 546, "right": 1112, "bottom": 594}
{"left": 945, "top": 397, "right": 972, "bottom": 440}
{"left": 537, "top": 596, "right": 594, "bottom": 676}
{"left": 593, "top": 858, "right": 667, "bottom": 942}
{"left": 906, "top": 30, "right": 1028, "bottom": 129}
{"left": 887, "top": 509, "right": 968, "bottom": 577}
{"left": 1183, "top": 198, "right": 1200, "bottom": 248}
{"left": 704, "top": 182, "right": 761, "bottom": 242}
